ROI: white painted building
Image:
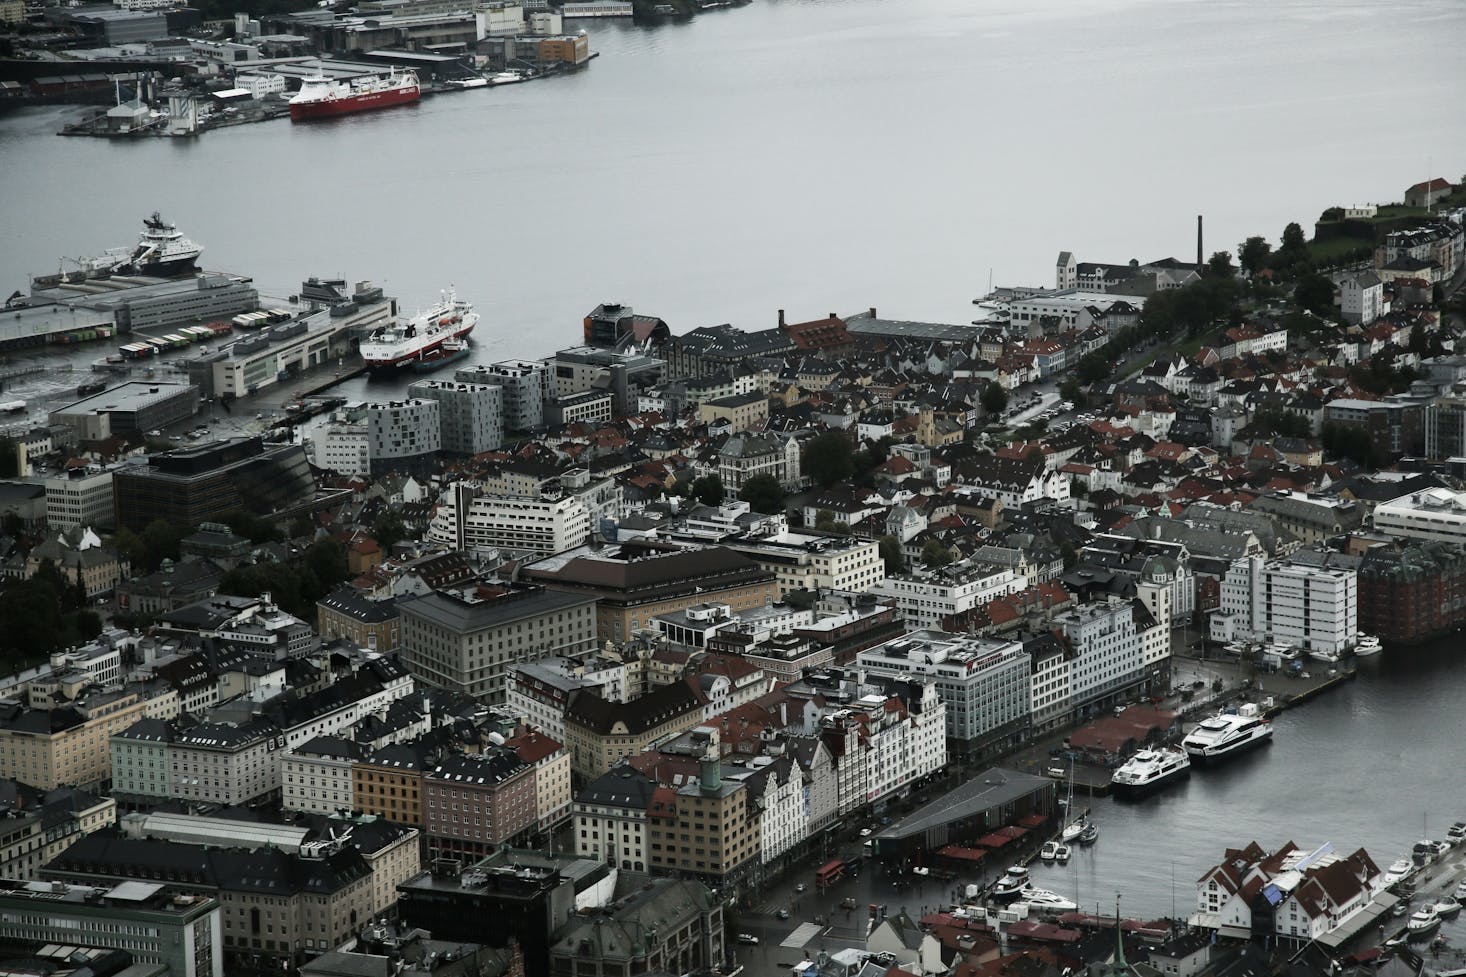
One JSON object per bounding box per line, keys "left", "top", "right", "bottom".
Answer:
{"left": 44, "top": 469, "right": 115, "bottom": 531}
{"left": 367, "top": 399, "right": 441, "bottom": 476}
{"left": 573, "top": 763, "right": 657, "bottom": 871}
{"left": 408, "top": 379, "right": 504, "bottom": 455}
{"left": 1054, "top": 599, "right": 1146, "bottom": 714}
{"left": 871, "top": 562, "right": 1027, "bottom": 630}
{"left": 315, "top": 422, "right": 370, "bottom": 477}
{"left": 168, "top": 720, "right": 283, "bottom": 806}
{"left": 1210, "top": 555, "right": 1358, "bottom": 657}
{"left": 1373, "top": 487, "right": 1466, "bottom": 545}
{"left": 427, "top": 484, "right": 591, "bottom": 557}
{"left": 1339, "top": 271, "right": 1384, "bottom": 326}
{"left": 281, "top": 737, "right": 360, "bottom": 815}
{"left": 722, "top": 530, "right": 884, "bottom": 597}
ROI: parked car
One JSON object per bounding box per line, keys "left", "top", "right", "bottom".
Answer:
{"left": 795, "top": 883, "right": 806, "bottom": 893}
{"left": 737, "top": 934, "right": 759, "bottom": 945}
{"left": 774, "top": 909, "right": 789, "bottom": 919}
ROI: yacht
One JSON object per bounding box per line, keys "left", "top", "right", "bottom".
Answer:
{"left": 1111, "top": 747, "right": 1191, "bottom": 800}
{"left": 1078, "top": 822, "right": 1099, "bottom": 846}
{"left": 1040, "top": 841, "right": 1059, "bottom": 862}
{"left": 1454, "top": 880, "right": 1466, "bottom": 901}
{"left": 1061, "top": 815, "right": 1088, "bottom": 843}
{"left": 1019, "top": 886, "right": 1077, "bottom": 912}
{"left": 1054, "top": 844, "right": 1071, "bottom": 863}
{"left": 1354, "top": 634, "right": 1382, "bottom": 657}
{"left": 1447, "top": 821, "right": 1466, "bottom": 843}
{"left": 1181, "top": 704, "right": 1274, "bottom": 764}
{"left": 1384, "top": 859, "right": 1415, "bottom": 885}
{"left": 1307, "top": 647, "right": 1342, "bottom": 664}
{"left": 1407, "top": 905, "right": 1441, "bottom": 937}
{"left": 992, "top": 866, "right": 1029, "bottom": 899}
{"left": 1435, "top": 897, "right": 1461, "bottom": 919}
{"left": 1412, "top": 840, "right": 1442, "bottom": 865}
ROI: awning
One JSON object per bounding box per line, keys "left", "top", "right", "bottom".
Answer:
{"left": 975, "top": 832, "right": 1010, "bottom": 849}
{"left": 1018, "top": 814, "right": 1048, "bottom": 828}
{"left": 997, "top": 825, "right": 1029, "bottom": 839}
{"left": 936, "top": 845, "right": 988, "bottom": 863}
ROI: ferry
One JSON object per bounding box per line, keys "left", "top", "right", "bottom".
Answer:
{"left": 289, "top": 71, "right": 420, "bottom": 121}
{"left": 1110, "top": 746, "right": 1191, "bottom": 800}
{"left": 1181, "top": 703, "right": 1273, "bottom": 765}
{"left": 360, "top": 290, "right": 478, "bottom": 369}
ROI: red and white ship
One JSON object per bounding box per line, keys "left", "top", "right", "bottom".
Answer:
{"left": 288, "top": 71, "right": 420, "bottom": 122}
{"left": 360, "top": 290, "right": 478, "bottom": 369}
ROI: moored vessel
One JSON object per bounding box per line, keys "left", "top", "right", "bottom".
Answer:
{"left": 1111, "top": 746, "right": 1191, "bottom": 799}
{"left": 1354, "top": 634, "right": 1382, "bottom": 657}
{"left": 289, "top": 71, "right": 420, "bottom": 121}
{"left": 360, "top": 290, "right": 478, "bottom": 369}
{"left": 71, "top": 213, "right": 203, "bottom": 278}
{"left": 1181, "top": 703, "right": 1273, "bottom": 765}
{"left": 409, "top": 338, "right": 471, "bottom": 372}
{"left": 991, "top": 865, "right": 1029, "bottom": 899}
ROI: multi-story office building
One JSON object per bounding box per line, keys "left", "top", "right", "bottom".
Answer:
{"left": 399, "top": 582, "right": 599, "bottom": 703}
{"left": 110, "top": 717, "right": 175, "bottom": 805}
{"left": 1212, "top": 555, "right": 1358, "bottom": 657}
{"left": 504, "top": 727, "right": 572, "bottom": 834}
{"left": 1358, "top": 541, "right": 1466, "bottom": 644}
{"left": 314, "top": 421, "right": 369, "bottom": 476}
{"left": 0, "top": 682, "right": 179, "bottom": 790}
{"left": 407, "top": 379, "right": 503, "bottom": 455}
{"left": 871, "top": 560, "right": 1027, "bottom": 630}
{"left": 353, "top": 741, "right": 434, "bottom": 827}
{"left": 423, "top": 749, "right": 537, "bottom": 857}
{"left": 112, "top": 437, "right": 316, "bottom": 531}
{"left": 316, "top": 589, "right": 400, "bottom": 653}
{"left": 562, "top": 682, "right": 707, "bottom": 780}
{"left": 1374, "top": 487, "right": 1466, "bottom": 544}
{"left": 523, "top": 541, "right": 777, "bottom": 644}
{"left": 51, "top": 381, "right": 199, "bottom": 441}
{"left": 857, "top": 630, "right": 1030, "bottom": 754}
{"left": 547, "top": 876, "right": 725, "bottom": 977}
{"left": 427, "top": 485, "right": 591, "bottom": 558}
{"left": 1424, "top": 395, "right": 1466, "bottom": 461}
{"left": 573, "top": 763, "right": 657, "bottom": 871}
{"left": 455, "top": 359, "right": 549, "bottom": 432}
{"left": 1056, "top": 599, "right": 1147, "bottom": 712}
{"left": 0, "top": 788, "right": 116, "bottom": 880}
{"left": 281, "top": 736, "right": 362, "bottom": 815}
{"left": 719, "top": 531, "right": 884, "bottom": 597}
{"left": 0, "top": 879, "right": 222, "bottom": 977}
{"left": 44, "top": 468, "right": 116, "bottom": 530}
{"left": 168, "top": 719, "right": 283, "bottom": 807}
{"left": 366, "top": 399, "right": 441, "bottom": 477}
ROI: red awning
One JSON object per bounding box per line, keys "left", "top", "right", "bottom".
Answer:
{"left": 997, "top": 825, "right": 1028, "bottom": 839}
{"left": 975, "top": 832, "right": 1010, "bottom": 849}
{"left": 1018, "top": 814, "right": 1047, "bottom": 828}
{"left": 936, "top": 845, "right": 988, "bottom": 863}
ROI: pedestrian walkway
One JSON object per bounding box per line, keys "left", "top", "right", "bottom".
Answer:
{"left": 781, "top": 922, "right": 823, "bottom": 949}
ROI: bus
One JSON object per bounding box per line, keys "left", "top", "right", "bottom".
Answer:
{"left": 815, "top": 860, "right": 844, "bottom": 889}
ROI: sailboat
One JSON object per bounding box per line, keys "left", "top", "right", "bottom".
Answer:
{"left": 1059, "top": 760, "right": 1089, "bottom": 842}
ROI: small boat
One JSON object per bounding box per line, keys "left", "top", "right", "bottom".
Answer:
{"left": 1407, "top": 905, "right": 1441, "bottom": 937}
{"left": 1454, "top": 880, "right": 1466, "bottom": 900}
{"left": 1307, "top": 647, "right": 1342, "bottom": 664}
{"left": 1040, "top": 841, "right": 1059, "bottom": 862}
{"left": 1448, "top": 821, "right": 1466, "bottom": 842}
{"left": 1434, "top": 897, "right": 1461, "bottom": 919}
{"left": 446, "top": 76, "right": 488, "bottom": 89}
{"left": 1018, "top": 886, "right": 1077, "bottom": 912}
{"left": 1060, "top": 817, "right": 1087, "bottom": 843}
{"left": 992, "top": 866, "right": 1029, "bottom": 899}
{"left": 1078, "top": 822, "right": 1099, "bottom": 846}
{"left": 1354, "top": 634, "right": 1382, "bottom": 657}
{"left": 409, "top": 337, "right": 471, "bottom": 372}
{"left": 490, "top": 70, "right": 529, "bottom": 85}
{"left": 1054, "top": 844, "right": 1071, "bottom": 863}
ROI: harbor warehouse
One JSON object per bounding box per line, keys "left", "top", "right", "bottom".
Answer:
{"left": 868, "top": 767, "right": 1054, "bottom": 863}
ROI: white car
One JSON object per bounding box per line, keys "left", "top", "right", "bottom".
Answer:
{"left": 737, "top": 934, "right": 759, "bottom": 945}
{"left": 859, "top": 828, "right": 872, "bottom": 837}
{"left": 795, "top": 883, "right": 806, "bottom": 893}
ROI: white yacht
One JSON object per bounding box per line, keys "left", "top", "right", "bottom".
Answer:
{"left": 1307, "top": 647, "right": 1342, "bottom": 664}
{"left": 1018, "top": 886, "right": 1077, "bottom": 912}
{"left": 1354, "top": 634, "right": 1382, "bottom": 657}
{"left": 1181, "top": 703, "right": 1273, "bottom": 764}
{"left": 1435, "top": 897, "right": 1461, "bottom": 919}
{"left": 1384, "top": 859, "right": 1415, "bottom": 885}
{"left": 1060, "top": 816, "right": 1088, "bottom": 843}
{"left": 1408, "top": 905, "right": 1441, "bottom": 936}
{"left": 1111, "top": 747, "right": 1191, "bottom": 800}
{"left": 1054, "top": 844, "right": 1071, "bottom": 863}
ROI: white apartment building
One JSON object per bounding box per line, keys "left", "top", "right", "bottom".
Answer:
{"left": 428, "top": 485, "right": 591, "bottom": 557}
{"left": 1026, "top": 635, "right": 1072, "bottom": 732}
{"left": 727, "top": 756, "right": 805, "bottom": 866}
{"left": 315, "top": 422, "right": 370, "bottom": 477}
{"left": 408, "top": 379, "right": 504, "bottom": 455}
{"left": 871, "top": 562, "right": 1027, "bottom": 630}
{"left": 44, "top": 469, "right": 115, "bottom": 530}
{"left": 1210, "top": 555, "right": 1358, "bottom": 657}
{"left": 573, "top": 763, "right": 657, "bottom": 871}
{"left": 723, "top": 531, "right": 884, "bottom": 597}
{"left": 1373, "top": 487, "right": 1466, "bottom": 545}
{"left": 455, "top": 360, "right": 550, "bottom": 432}
{"left": 857, "top": 631, "right": 1030, "bottom": 748}
{"left": 168, "top": 720, "right": 283, "bottom": 806}
{"left": 817, "top": 684, "right": 946, "bottom": 814}
{"left": 281, "top": 737, "right": 361, "bottom": 815}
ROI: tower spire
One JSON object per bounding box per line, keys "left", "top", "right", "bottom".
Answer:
{"left": 1113, "top": 894, "right": 1129, "bottom": 977}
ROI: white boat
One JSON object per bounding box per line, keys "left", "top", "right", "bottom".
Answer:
{"left": 1054, "top": 844, "right": 1071, "bottom": 863}
{"left": 1454, "top": 880, "right": 1466, "bottom": 901}
{"left": 446, "top": 76, "right": 488, "bottom": 89}
{"left": 1181, "top": 703, "right": 1273, "bottom": 764}
{"left": 1435, "top": 897, "right": 1461, "bottom": 919}
{"left": 1307, "top": 647, "right": 1342, "bottom": 664}
{"left": 73, "top": 212, "right": 203, "bottom": 277}
{"left": 1078, "top": 821, "right": 1098, "bottom": 845}
{"left": 1407, "top": 905, "right": 1441, "bottom": 936}
{"left": 1111, "top": 747, "right": 1191, "bottom": 800}
{"left": 1060, "top": 816, "right": 1087, "bottom": 843}
{"left": 490, "top": 70, "right": 530, "bottom": 85}
{"left": 992, "top": 865, "right": 1029, "bottom": 898}
{"left": 1448, "top": 821, "right": 1466, "bottom": 842}
{"left": 1354, "top": 634, "right": 1382, "bottom": 657}
{"left": 360, "top": 289, "right": 479, "bottom": 369}
{"left": 1019, "top": 886, "right": 1077, "bottom": 912}
{"left": 1384, "top": 859, "right": 1414, "bottom": 885}
{"left": 1040, "top": 841, "right": 1059, "bottom": 862}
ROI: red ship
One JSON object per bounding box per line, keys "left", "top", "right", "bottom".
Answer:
{"left": 288, "top": 71, "right": 420, "bottom": 122}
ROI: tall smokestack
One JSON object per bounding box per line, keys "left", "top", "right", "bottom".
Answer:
{"left": 1197, "top": 215, "right": 1204, "bottom": 270}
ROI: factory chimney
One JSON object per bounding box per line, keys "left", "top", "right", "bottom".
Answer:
{"left": 1196, "top": 215, "right": 1204, "bottom": 270}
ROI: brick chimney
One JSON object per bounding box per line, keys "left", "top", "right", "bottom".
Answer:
{"left": 777, "top": 309, "right": 785, "bottom": 328}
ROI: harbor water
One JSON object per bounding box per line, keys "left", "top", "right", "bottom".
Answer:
{"left": 1031, "top": 639, "right": 1465, "bottom": 923}
{"left": 2, "top": 0, "right": 1465, "bottom": 382}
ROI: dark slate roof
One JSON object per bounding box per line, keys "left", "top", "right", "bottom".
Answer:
{"left": 564, "top": 681, "right": 703, "bottom": 737}
{"left": 427, "top": 748, "right": 528, "bottom": 786}
{"left": 317, "top": 588, "right": 398, "bottom": 624}
{"left": 397, "top": 585, "right": 596, "bottom": 635}
{"left": 578, "top": 764, "right": 658, "bottom": 810}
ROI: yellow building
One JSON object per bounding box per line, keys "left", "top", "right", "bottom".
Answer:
{"left": 562, "top": 681, "right": 705, "bottom": 780}
{"left": 353, "top": 744, "right": 430, "bottom": 828}
{"left": 0, "top": 0, "right": 23, "bottom": 26}
{"left": 648, "top": 775, "right": 759, "bottom": 881}
{"left": 695, "top": 392, "right": 769, "bottom": 431}
{"left": 0, "top": 684, "right": 179, "bottom": 790}
{"left": 539, "top": 34, "right": 589, "bottom": 65}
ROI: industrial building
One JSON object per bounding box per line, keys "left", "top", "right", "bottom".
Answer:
{"left": 112, "top": 437, "right": 316, "bottom": 530}
{"left": 50, "top": 380, "right": 199, "bottom": 441}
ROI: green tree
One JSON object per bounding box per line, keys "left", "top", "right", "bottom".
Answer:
{"left": 981, "top": 383, "right": 1008, "bottom": 417}
{"left": 1276, "top": 222, "right": 1310, "bottom": 273}
{"left": 1207, "top": 251, "right": 1237, "bottom": 277}
{"left": 304, "top": 538, "right": 350, "bottom": 591}
{"left": 142, "top": 519, "right": 185, "bottom": 573}
{"left": 287, "top": 517, "right": 316, "bottom": 540}
{"left": 371, "top": 510, "right": 408, "bottom": 550}
{"left": 920, "top": 539, "right": 954, "bottom": 568}
{"left": 1058, "top": 379, "right": 1087, "bottom": 409}
{"left": 803, "top": 433, "right": 854, "bottom": 488}
{"left": 738, "top": 474, "right": 786, "bottom": 514}
{"left": 877, "top": 535, "right": 906, "bottom": 576}
{"left": 691, "top": 474, "right": 725, "bottom": 507}
{"left": 814, "top": 509, "right": 837, "bottom": 532}
{"left": 1293, "top": 274, "right": 1336, "bottom": 316}
{"left": 1239, "top": 236, "right": 1273, "bottom": 275}
{"left": 114, "top": 527, "right": 147, "bottom": 572}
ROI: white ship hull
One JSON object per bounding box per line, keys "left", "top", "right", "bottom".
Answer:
{"left": 360, "top": 294, "right": 479, "bottom": 368}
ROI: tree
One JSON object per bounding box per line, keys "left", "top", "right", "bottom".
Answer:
{"left": 304, "top": 538, "right": 350, "bottom": 591}
{"left": 981, "top": 383, "right": 1008, "bottom": 417}
{"left": 1238, "top": 236, "right": 1273, "bottom": 276}
{"left": 691, "top": 474, "right": 725, "bottom": 507}
{"left": 142, "top": 519, "right": 185, "bottom": 573}
{"left": 738, "top": 474, "right": 786, "bottom": 515}
{"left": 1058, "top": 379, "right": 1087, "bottom": 409}
{"left": 814, "top": 509, "right": 837, "bottom": 532}
{"left": 372, "top": 511, "right": 407, "bottom": 550}
{"left": 1276, "top": 222, "right": 1310, "bottom": 273}
{"left": 114, "top": 527, "right": 147, "bottom": 572}
{"left": 920, "top": 539, "right": 954, "bottom": 568}
{"left": 287, "top": 517, "right": 316, "bottom": 540}
{"left": 877, "top": 535, "right": 906, "bottom": 576}
{"left": 1293, "top": 274, "right": 1336, "bottom": 316}
{"left": 1207, "top": 251, "right": 1236, "bottom": 278}
{"left": 803, "top": 433, "right": 854, "bottom": 488}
